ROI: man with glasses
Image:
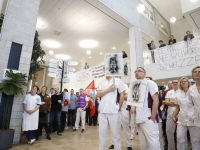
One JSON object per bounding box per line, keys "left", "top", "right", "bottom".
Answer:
{"left": 128, "top": 67, "right": 160, "bottom": 150}
{"left": 164, "top": 79, "right": 180, "bottom": 150}
{"left": 97, "top": 73, "right": 125, "bottom": 150}
{"left": 74, "top": 88, "right": 88, "bottom": 133}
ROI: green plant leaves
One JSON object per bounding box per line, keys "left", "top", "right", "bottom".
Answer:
{"left": 0, "top": 70, "right": 28, "bottom": 96}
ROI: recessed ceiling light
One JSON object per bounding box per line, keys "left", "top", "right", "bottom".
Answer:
{"left": 100, "top": 52, "right": 102, "bottom": 54}
{"left": 137, "top": 4, "right": 145, "bottom": 13}
{"left": 191, "top": 0, "right": 197, "bottom": 2}
{"left": 79, "top": 40, "right": 98, "bottom": 48}
{"left": 89, "top": 57, "right": 91, "bottom": 58}
{"left": 113, "top": 47, "right": 115, "bottom": 50}
{"left": 128, "top": 41, "right": 130, "bottom": 44}
{"left": 49, "top": 50, "right": 54, "bottom": 55}
{"left": 44, "top": 40, "right": 61, "bottom": 48}
{"left": 86, "top": 50, "right": 91, "bottom": 55}
{"left": 170, "top": 17, "right": 176, "bottom": 23}
{"left": 162, "top": 82, "right": 165, "bottom": 83}
{"left": 55, "top": 54, "right": 70, "bottom": 60}
{"left": 36, "top": 19, "right": 46, "bottom": 29}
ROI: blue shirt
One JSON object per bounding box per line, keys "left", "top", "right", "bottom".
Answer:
{"left": 68, "top": 95, "right": 77, "bottom": 110}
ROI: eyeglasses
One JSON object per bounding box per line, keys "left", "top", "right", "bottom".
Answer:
{"left": 173, "top": 82, "right": 178, "bottom": 84}
{"left": 181, "top": 81, "right": 188, "bottom": 83}
{"left": 134, "top": 70, "right": 145, "bottom": 73}
{"left": 193, "top": 71, "right": 200, "bottom": 74}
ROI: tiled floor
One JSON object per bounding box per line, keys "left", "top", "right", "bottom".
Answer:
{"left": 11, "top": 125, "right": 192, "bottom": 150}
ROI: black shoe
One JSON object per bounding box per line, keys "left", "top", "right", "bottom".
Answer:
{"left": 127, "top": 147, "right": 132, "bottom": 150}
{"left": 164, "top": 145, "right": 168, "bottom": 150}
{"left": 46, "top": 134, "right": 51, "bottom": 140}
{"left": 81, "top": 129, "right": 84, "bottom": 133}
{"left": 73, "top": 129, "right": 77, "bottom": 132}
{"left": 36, "top": 134, "right": 39, "bottom": 140}
{"left": 109, "top": 145, "right": 114, "bottom": 149}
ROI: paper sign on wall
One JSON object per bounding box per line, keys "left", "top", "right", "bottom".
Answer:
{"left": 104, "top": 53, "right": 123, "bottom": 76}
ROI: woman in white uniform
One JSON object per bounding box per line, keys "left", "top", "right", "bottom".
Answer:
{"left": 22, "top": 86, "right": 41, "bottom": 145}
{"left": 188, "top": 66, "right": 200, "bottom": 137}
{"left": 173, "top": 77, "right": 200, "bottom": 150}
{"left": 164, "top": 79, "right": 181, "bottom": 150}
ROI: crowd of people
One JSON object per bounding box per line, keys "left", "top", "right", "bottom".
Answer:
{"left": 148, "top": 30, "right": 195, "bottom": 63}
{"left": 21, "top": 65, "right": 200, "bottom": 150}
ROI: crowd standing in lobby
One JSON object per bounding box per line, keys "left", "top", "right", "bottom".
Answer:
{"left": 21, "top": 48, "right": 200, "bottom": 150}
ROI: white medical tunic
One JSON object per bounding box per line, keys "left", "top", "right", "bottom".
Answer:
{"left": 22, "top": 94, "right": 41, "bottom": 131}
{"left": 97, "top": 78, "right": 125, "bottom": 114}
{"left": 165, "top": 89, "right": 181, "bottom": 120}
{"left": 175, "top": 91, "right": 195, "bottom": 126}
{"left": 188, "top": 84, "right": 200, "bottom": 127}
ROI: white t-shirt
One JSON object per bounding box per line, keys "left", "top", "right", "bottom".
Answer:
{"left": 136, "top": 79, "right": 158, "bottom": 123}
{"left": 175, "top": 90, "right": 195, "bottom": 126}
{"left": 188, "top": 84, "right": 200, "bottom": 127}
{"left": 97, "top": 78, "right": 125, "bottom": 113}
{"left": 122, "top": 83, "right": 129, "bottom": 110}
{"left": 165, "top": 89, "right": 181, "bottom": 120}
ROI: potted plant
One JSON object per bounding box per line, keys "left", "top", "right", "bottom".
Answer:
{"left": 0, "top": 70, "right": 28, "bottom": 149}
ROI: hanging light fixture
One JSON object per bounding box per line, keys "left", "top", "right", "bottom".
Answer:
{"left": 137, "top": 4, "right": 145, "bottom": 13}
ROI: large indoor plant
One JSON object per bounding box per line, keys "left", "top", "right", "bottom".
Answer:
{"left": 0, "top": 70, "right": 28, "bottom": 149}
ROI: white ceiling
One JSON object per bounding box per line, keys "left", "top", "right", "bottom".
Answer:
{"left": 148, "top": 0, "right": 183, "bottom": 23}
{"left": 37, "top": 0, "right": 129, "bottom": 71}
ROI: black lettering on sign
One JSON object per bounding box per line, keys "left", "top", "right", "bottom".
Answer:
{"left": 179, "top": 58, "right": 185, "bottom": 68}
{"left": 186, "top": 57, "right": 195, "bottom": 66}
{"left": 195, "top": 55, "right": 200, "bottom": 65}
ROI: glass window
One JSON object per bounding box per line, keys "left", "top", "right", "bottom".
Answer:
{"left": 139, "top": 1, "right": 154, "bottom": 23}
{"left": 158, "top": 19, "right": 169, "bottom": 35}
{"left": 149, "top": 11, "right": 153, "bottom": 21}
{"left": 144, "top": 8, "right": 149, "bottom": 18}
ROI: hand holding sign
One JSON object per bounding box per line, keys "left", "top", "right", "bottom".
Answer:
{"left": 108, "top": 84, "right": 116, "bottom": 92}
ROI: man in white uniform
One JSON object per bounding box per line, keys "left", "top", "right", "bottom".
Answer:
{"left": 129, "top": 67, "right": 160, "bottom": 150}
{"left": 97, "top": 76, "right": 125, "bottom": 150}
{"left": 22, "top": 86, "right": 41, "bottom": 145}
{"left": 109, "top": 79, "right": 132, "bottom": 150}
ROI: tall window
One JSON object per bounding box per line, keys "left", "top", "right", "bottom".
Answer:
{"left": 140, "top": 0, "right": 154, "bottom": 23}
{"left": 157, "top": 15, "right": 169, "bottom": 36}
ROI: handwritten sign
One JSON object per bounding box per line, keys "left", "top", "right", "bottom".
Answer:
{"left": 154, "top": 37, "right": 200, "bottom": 72}
{"left": 76, "top": 69, "right": 91, "bottom": 82}
{"left": 105, "top": 53, "right": 123, "bottom": 76}
{"left": 91, "top": 65, "right": 105, "bottom": 79}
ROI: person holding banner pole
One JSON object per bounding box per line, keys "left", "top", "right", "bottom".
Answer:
{"left": 109, "top": 77, "right": 132, "bottom": 150}
{"left": 97, "top": 74, "right": 125, "bottom": 150}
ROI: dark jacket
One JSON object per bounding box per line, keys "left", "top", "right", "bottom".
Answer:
{"left": 168, "top": 39, "right": 176, "bottom": 45}
{"left": 51, "top": 94, "right": 63, "bottom": 111}
{"left": 159, "top": 43, "right": 166, "bottom": 48}
{"left": 184, "top": 34, "right": 194, "bottom": 41}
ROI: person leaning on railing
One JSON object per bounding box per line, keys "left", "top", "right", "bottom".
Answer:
{"left": 184, "top": 30, "right": 194, "bottom": 41}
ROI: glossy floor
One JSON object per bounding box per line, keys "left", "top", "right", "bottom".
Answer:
{"left": 11, "top": 125, "right": 192, "bottom": 150}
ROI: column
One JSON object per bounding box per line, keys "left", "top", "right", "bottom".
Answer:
{"left": 0, "top": 0, "right": 41, "bottom": 144}
{"left": 129, "top": 26, "right": 144, "bottom": 80}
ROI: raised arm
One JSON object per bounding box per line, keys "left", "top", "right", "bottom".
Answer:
{"left": 151, "top": 93, "right": 159, "bottom": 122}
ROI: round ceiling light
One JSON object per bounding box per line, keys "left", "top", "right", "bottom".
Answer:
{"left": 170, "top": 17, "right": 176, "bottom": 23}
{"left": 86, "top": 50, "right": 91, "bottom": 55}
{"left": 36, "top": 19, "right": 46, "bottom": 29}
{"left": 137, "top": 4, "right": 145, "bottom": 13}
{"left": 100, "top": 52, "right": 102, "bottom": 54}
{"left": 191, "top": 0, "right": 197, "bottom": 2}
{"left": 113, "top": 47, "right": 115, "bottom": 50}
{"left": 89, "top": 57, "right": 91, "bottom": 58}
{"left": 44, "top": 40, "right": 61, "bottom": 48}
{"left": 79, "top": 40, "right": 98, "bottom": 48}
{"left": 55, "top": 54, "right": 70, "bottom": 60}
{"left": 49, "top": 50, "right": 54, "bottom": 55}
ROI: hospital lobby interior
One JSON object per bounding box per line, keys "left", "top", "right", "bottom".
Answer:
{"left": 0, "top": 0, "right": 200, "bottom": 150}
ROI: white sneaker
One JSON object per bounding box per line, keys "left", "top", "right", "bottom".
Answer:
{"left": 65, "top": 126, "right": 69, "bottom": 129}
{"left": 130, "top": 136, "right": 135, "bottom": 140}
{"left": 29, "top": 139, "right": 35, "bottom": 145}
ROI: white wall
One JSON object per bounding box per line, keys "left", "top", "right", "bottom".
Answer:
{"left": 180, "top": 0, "right": 200, "bottom": 14}
{"left": 170, "top": 18, "right": 193, "bottom": 42}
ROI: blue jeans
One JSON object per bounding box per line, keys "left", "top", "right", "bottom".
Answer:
{"left": 24, "top": 130, "right": 36, "bottom": 141}
{"left": 49, "top": 111, "right": 61, "bottom": 134}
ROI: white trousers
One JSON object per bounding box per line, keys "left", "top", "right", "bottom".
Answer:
{"left": 196, "top": 126, "right": 200, "bottom": 139}
{"left": 130, "top": 112, "right": 136, "bottom": 139}
{"left": 99, "top": 113, "right": 121, "bottom": 150}
{"left": 166, "top": 118, "right": 176, "bottom": 150}
{"left": 158, "top": 122, "right": 164, "bottom": 150}
{"left": 75, "top": 108, "right": 86, "bottom": 130}
{"left": 138, "top": 120, "right": 160, "bottom": 150}
{"left": 177, "top": 124, "right": 200, "bottom": 150}
{"left": 111, "top": 110, "right": 132, "bottom": 147}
